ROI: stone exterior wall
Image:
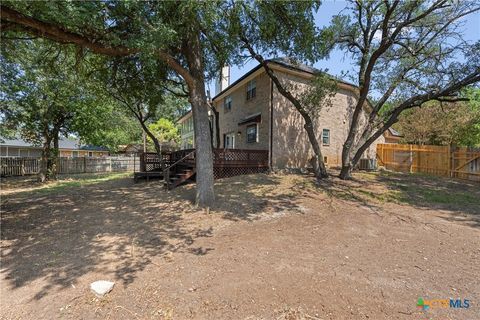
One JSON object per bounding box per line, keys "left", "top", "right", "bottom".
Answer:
{"left": 213, "top": 72, "right": 271, "bottom": 150}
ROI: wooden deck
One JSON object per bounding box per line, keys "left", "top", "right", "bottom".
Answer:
{"left": 134, "top": 149, "right": 269, "bottom": 188}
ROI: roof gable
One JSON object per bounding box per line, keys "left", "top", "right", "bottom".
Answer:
{"left": 212, "top": 58, "right": 360, "bottom": 102}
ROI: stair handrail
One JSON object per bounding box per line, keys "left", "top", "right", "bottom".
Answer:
{"left": 163, "top": 150, "right": 195, "bottom": 189}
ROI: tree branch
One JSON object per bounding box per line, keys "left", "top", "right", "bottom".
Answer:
{"left": 0, "top": 5, "right": 194, "bottom": 85}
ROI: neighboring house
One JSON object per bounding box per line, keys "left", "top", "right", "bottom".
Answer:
{"left": 177, "top": 58, "right": 390, "bottom": 169}
{"left": 384, "top": 128, "right": 403, "bottom": 144}
{"left": 178, "top": 111, "right": 195, "bottom": 149}
{"left": 118, "top": 143, "right": 144, "bottom": 156}
{"left": 0, "top": 137, "right": 109, "bottom": 158}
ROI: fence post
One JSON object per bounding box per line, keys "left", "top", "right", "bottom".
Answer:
{"left": 84, "top": 156, "right": 87, "bottom": 173}
{"left": 448, "top": 144, "right": 452, "bottom": 178}
{"left": 409, "top": 145, "right": 413, "bottom": 173}
{"left": 109, "top": 157, "right": 112, "bottom": 172}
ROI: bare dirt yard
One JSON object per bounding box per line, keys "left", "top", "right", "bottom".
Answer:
{"left": 1, "top": 171, "right": 479, "bottom": 319}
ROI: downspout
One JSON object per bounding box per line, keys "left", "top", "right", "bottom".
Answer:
{"left": 269, "top": 78, "right": 274, "bottom": 170}
{"left": 207, "top": 101, "right": 220, "bottom": 148}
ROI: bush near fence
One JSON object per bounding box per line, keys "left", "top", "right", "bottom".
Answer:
{"left": 1, "top": 156, "right": 140, "bottom": 177}
{"left": 377, "top": 144, "right": 480, "bottom": 182}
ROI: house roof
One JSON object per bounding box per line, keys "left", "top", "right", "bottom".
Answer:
{"left": 176, "top": 109, "right": 193, "bottom": 123}
{"left": 212, "top": 58, "right": 358, "bottom": 102}
{"left": 0, "top": 137, "right": 108, "bottom": 151}
{"left": 387, "top": 128, "right": 403, "bottom": 137}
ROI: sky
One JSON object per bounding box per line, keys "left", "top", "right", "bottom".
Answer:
{"left": 210, "top": 0, "right": 480, "bottom": 95}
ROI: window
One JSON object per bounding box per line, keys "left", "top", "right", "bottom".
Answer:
{"left": 88, "top": 151, "right": 93, "bottom": 157}
{"left": 224, "top": 96, "right": 232, "bottom": 112}
{"left": 322, "top": 129, "right": 330, "bottom": 145}
{"left": 246, "top": 80, "right": 256, "bottom": 100}
{"left": 181, "top": 117, "right": 194, "bottom": 135}
{"left": 246, "top": 124, "right": 258, "bottom": 143}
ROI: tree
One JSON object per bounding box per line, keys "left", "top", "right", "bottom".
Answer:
{"left": 84, "top": 107, "right": 143, "bottom": 154}
{"left": 397, "top": 89, "right": 480, "bottom": 146}
{"left": 0, "top": 40, "right": 106, "bottom": 181}
{"left": 228, "top": 1, "right": 334, "bottom": 180}
{"left": 321, "top": 0, "right": 480, "bottom": 179}
{"left": 97, "top": 55, "right": 186, "bottom": 163}
{"left": 147, "top": 118, "right": 180, "bottom": 151}
{"left": 1, "top": 1, "right": 237, "bottom": 206}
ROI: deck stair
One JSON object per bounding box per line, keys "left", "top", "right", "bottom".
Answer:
{"left": 163, "top": 150, "right": 196, "bottom": 190}
{"left": 164, "top": 167, "right": 196, "bottom": 189}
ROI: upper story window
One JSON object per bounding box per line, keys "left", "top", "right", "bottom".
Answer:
{"left": 246, "top": 79, "right": 256, "bottom": 100}
{"left": 181, "top": 117, "right": 194, "bottom": 135}
{"left": 246, "top": 124, "right": 258, "bottom": 143}
{"left": 322, "top": 129, "right": 330, "bottom": 145}
{"left": 224, "top": 96, "right": 232, "bottom": 112}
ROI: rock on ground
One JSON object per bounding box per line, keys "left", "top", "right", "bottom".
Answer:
{"left": 90, "top": 280, "right": 115, "bottom": 297}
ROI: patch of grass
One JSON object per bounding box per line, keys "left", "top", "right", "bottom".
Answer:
{"left": 3, "top": 172, "right": 132, "bottom": 197}
{"left": 40, "top": 173, "right": 131, "bottom": 192}
{"left": 402, "top": 186, "right": 480, "bottom": 206}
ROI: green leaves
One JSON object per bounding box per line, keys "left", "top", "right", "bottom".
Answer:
{"left": 148, "top": 118, "right": 180, "bottom": 145}
{"left": 396, "top": 89, "right": 480, "bottom": 147}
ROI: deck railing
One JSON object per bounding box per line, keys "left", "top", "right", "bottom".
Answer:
{"left": 139, "top": 148, "right": 269, "bottom": 179}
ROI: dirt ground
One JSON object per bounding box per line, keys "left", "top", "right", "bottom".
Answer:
{"left": 1, "top": 171, "right": 479, "bottom": 319}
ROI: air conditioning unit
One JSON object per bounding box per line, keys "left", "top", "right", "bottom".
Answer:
{"left": 358, "top": 158, "right": 377, "bottom": 171}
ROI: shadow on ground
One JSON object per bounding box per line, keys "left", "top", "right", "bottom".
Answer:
{"left": 0, "top": 173, "right": 303, "bottom": 301}
{"left": 326, "top": 170, "right": 480, "bottom": 229}
{"left": 1, "top": 170, "right": 478, "bottom": 302}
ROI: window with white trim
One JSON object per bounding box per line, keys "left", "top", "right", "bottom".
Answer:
{"left": 322, "top": 129, "right": 330, "bottom": 145}
{"left": 246, "top": 124, "right": 258, "bottom": 143}
{"left": 246, "top": 80, "right": 256, "bottom": 100}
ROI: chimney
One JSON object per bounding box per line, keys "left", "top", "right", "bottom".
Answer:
{"left": 215, "top": 65, "right": 230, "bottom": 95}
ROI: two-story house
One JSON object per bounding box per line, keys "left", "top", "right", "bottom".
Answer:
{"left": 178, "top": 58, "right": 392, "bottom": 170}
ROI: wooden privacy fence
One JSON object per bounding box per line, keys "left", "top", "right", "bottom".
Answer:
{"left": 377, "top": 144, "right": 480, "bottom": 181}
{"left": 1, "top": 156, "right": 140, "bottom": 177}
{"left": 0, "top": 157, "right": 40, "bottom": 176}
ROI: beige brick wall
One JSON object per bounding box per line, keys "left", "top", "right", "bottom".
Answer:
{"left": 212, "top": 69, "right": 385, "bottom": 169}
{"left": 271, "top": 72, "right": 384, "bottom": 169}
{"left": 214, "top": 72, "right": 271, "bottom": 150}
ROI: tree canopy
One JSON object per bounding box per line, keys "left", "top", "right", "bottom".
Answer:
{"left": 321, "top": 0, "right": 480, "bottom": 178}
{"left": 397, "top": 89, "right": 480, "bottom": 146}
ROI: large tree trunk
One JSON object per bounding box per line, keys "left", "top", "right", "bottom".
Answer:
{"left": 189, "top": 79, "right": 215, "bottom": 206}
{"left": 339, "top": 161, "right": 353, "bottom": 180}
{"left": 38, "top": 134, "right": 52, "bottom": 183}
{"left": 184, "top": 33, "right": 215, "bottom": 207}
{"left": 304, "top": 120, "right": 328, "bottom": 179}
{"left": 51, "top": 130, "right": 59, "bottom": 180}
{"left": 139, "top": 121, "right": 165, "bottom": 170}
